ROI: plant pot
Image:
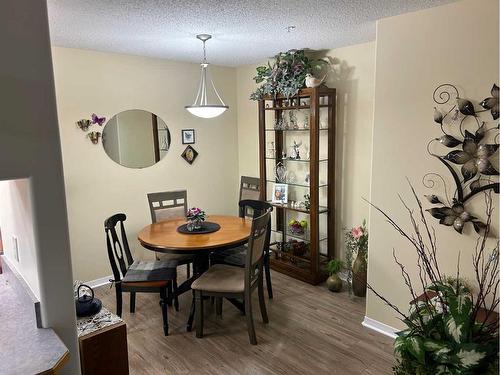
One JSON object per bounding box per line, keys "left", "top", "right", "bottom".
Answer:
{"left": 326, "top": 274, "right": 342, "bottom": 292}
{"left": 352, "top": 252, "right": 367, "bottom": 297}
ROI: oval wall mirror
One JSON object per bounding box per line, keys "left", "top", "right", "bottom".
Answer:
{"left": 102, "top": 109, "right": 171, "bottom": 168}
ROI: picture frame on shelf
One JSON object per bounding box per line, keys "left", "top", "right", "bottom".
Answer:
{"left": 182, "top": 129, "right": 195, "bottom": 144}
{"left": 271, "top": 183, "right": 288, "bottom": 204}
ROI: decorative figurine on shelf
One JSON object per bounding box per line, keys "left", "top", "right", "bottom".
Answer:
{"left": 290, "top": 140, "right": 302, "bottom": 159}
{"left": 282, "top": 151, "right": 287, "bottom": 159}
{"left": 303, "top": 145, "right": 310, "bottom": 160}
{"left": 265, "top": 103, "right": 270, "bottom": 108}
{"left": 304, "top": 173, "right": 310, "bottom": 185}
{"left": 303, "top": 114, "right": 309, "bottom": 129}
{"left": 305, "top": 73, "right": 327, "bottom": 88}
{"left": 304, "top": 194, "right": 311, "bottom": 211}
{"left": 289, "top": 111, "right": 298, "bottom": 130}
{"left": 186, "top": 207, "right": 206, "bottom": 232}
{"left": 275, "top": 162, "right": 287, "bottom": 183}
{"left": 267, "top": 141, "right": 275, "bottom": 158}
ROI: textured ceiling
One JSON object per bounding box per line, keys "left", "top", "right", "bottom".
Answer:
{"left": 47, "top": 0, "right": 456, "bottom": 67}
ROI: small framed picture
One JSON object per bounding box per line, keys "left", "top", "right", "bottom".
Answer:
{"left": 181, "top": 145, "right": 198, "bottom": 165}
{"left": 182, "top": 129, "right": 195, "bottom": 144}
{"left": 272, "top": 183, "right": 288, "bottom": 204}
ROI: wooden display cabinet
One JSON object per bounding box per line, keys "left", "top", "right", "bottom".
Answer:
{"left": 258, "top": 86, "right": 336, "bottom": 285}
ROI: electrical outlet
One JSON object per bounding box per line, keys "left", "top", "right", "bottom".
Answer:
{"left": 12, "top": 236, "right": 19, "bottom": 262}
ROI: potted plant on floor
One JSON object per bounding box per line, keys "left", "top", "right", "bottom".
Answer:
{"left": 326, "top": 259, "right": 344, "bottom": 292}
{"left": 368, "top": 186, "right": 499, "bottom": 374}
{"left": 345, "top": 220, "right": 369, "bottom": 297}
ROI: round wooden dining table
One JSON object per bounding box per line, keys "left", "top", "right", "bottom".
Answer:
{"left": 137, "top": 215, "right": 252, "bottom": 331}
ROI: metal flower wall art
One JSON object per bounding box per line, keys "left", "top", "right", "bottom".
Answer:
{"left": 75, "top": 113, "right": 107, "bottom": 144}
{"left": 425, "top": 83, "right": 499, "bottom": 234}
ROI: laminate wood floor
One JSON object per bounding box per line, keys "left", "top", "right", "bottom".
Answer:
{"left": 95, "top": 269, "right": 394, "bottom": 375}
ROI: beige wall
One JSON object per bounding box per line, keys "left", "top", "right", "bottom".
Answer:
{"left": 52, "top": 47, "right": 239, "bottom": 282}
{"left": 236, "top": 42, "right": 376, "bottom": 259}
{"left": 0, "top": 179, "right": 40, "bottom": 298}
{"left": 367, "top": 0, "right": 499, "bottom": 329}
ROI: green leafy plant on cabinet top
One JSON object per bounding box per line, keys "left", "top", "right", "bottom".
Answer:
{"left": 250, "top": 49, "right": 329, "bottom": 100}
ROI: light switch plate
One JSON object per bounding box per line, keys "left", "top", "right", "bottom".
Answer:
{"left": 12, "top": 236, "right": 19, "bottom": 262}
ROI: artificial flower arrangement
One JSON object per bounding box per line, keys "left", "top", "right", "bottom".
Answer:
{"left": 345, "top": 220, "right": 369, "bottom": 295}
{"left": 186, "top": 207, "right": 206, "bottom": 231}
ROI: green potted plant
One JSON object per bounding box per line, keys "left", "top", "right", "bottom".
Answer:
{"left": 250, "top": 49, "right": 329, "bottom": 100}
{"left": 368, "top": 188, "right": 499, "bottom": 374}
{"left": 326, "top": 259, "right": 344, "bottom": 292}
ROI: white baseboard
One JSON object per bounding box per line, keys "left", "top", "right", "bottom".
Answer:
{"left": 362, "top": 316, "right": 398, "bottom": 339}
{"left": 85, "top": 275, "right": 113, "bottom": 288}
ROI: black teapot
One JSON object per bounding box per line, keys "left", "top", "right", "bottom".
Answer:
{"left": 75, "top": 284, "right": 102, "bottom": 317}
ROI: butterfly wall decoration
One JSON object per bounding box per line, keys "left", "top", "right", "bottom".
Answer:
{"left": 75, "top": 113, "right": 107, "bottom": 144}
{"left": 91, "top": 113, "right": 106, "bottom": 126}
{"left": 424, "top": 83, "right": 499, "bottom": 235}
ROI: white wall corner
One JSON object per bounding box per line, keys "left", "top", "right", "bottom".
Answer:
{"left": 362, "top": 316, "right": 398, "bottom": 339}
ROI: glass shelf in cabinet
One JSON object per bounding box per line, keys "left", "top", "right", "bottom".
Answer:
{"left": 266, "top": 200, "right": 329, "bottom": 214}
{"left": 270, "top": 229, "right": 328, "bottom": 242}
{"left": 265, "top": 157, "right": 328, "bottom": 163}
{"left": 265, "top": 180, "right": 328, "bottom": 188}
{"left": 264, "top": 128, "right": 329, "bottom": 132}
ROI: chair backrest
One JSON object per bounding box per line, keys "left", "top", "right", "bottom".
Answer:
{"left": 239, "top": 176, "right": 260, "bottom": 217}
{"left": 238, "top": 199, "right": 271, "bottom": 219}
{"left": 147, "top": 190, "right": 187, "bottom": 223}
{"left": 104, "top": 213, "right": 134, "bottom": 282}
{"left": 245, "top": 209, "right": 272, "bottom": 289}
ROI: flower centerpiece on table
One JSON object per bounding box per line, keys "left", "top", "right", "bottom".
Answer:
{"left": 186, "top": 207, "right": 206, "bottom": 232}
{"left": 345, "top": 220, "right": 369, "bottom": 297}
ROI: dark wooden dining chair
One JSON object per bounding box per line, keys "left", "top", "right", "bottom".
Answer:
{"left": 192, "top": 209, "right": 271, "bottom": 345}
{"left": 147, "top": 190, "right": 194, "bottom": 279}
{"left": 239, "top": 176, "right": 260, "bottom": 217}
{"left": 211, "top": 179, "right": 274, "bottom": 299}
{"left": 105, "top": 213, "right": 178, "bottom": 336}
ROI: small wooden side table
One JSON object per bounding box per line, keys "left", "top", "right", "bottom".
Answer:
{"left": 77, "top": 308, "right": 129, "bottom": 375}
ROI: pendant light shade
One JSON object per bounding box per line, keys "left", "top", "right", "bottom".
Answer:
{"left": 185, "top": 34, "right": 228, "bottom": 118}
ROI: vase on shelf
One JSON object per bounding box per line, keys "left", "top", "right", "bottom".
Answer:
{"left": 352, "top": 251, "right": 367, "bottom": 297}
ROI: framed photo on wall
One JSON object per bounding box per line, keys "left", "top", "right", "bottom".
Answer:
{"left": 182, "top": 129, "right": 195, "bottom": 144}
{"left": 271, "top": 183, "right": 288, "bottom": 204}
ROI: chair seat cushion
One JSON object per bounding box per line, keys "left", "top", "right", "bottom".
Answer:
{"left": 157, "top": 252, "right": 194, "bottom": 265}
{"left": 122, "top": 260, "right": 177, "bottom": 283}
{"left": 191, "top": 264, "right": 244, "bottom": 293}
{"left": 211, "top": 245, "right": 246, "bottom": 267}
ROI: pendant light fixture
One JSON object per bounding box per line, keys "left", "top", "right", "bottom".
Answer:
{"left": 185, "top": 34, "right": 228, "bottom": 118}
